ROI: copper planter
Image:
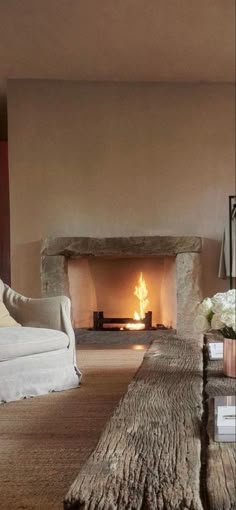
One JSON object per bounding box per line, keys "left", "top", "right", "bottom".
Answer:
{"left": 223, "top": 338, "right": 236, "bottom": 378}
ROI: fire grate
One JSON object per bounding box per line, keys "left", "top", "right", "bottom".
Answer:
{"left": 93, "top": 311, "right": 152, "bottom": 330}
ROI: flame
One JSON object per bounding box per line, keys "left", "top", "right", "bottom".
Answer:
{"left": 127, "top": 273, "right": 149, "bottom": 330}
{"left": 134, "top": 272, "right": 149, "bottom": 320}
{"left": 127, "top": 322, "right": 145, "bottom": 330}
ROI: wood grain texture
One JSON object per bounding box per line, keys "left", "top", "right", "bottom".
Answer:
{"left": 65, "top": 335, "right": 204, "bottom": 510}
{"left": 205, "top": 345, "right": 236, "bottom": 510}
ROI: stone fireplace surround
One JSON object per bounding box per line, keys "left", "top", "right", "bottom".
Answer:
{"left": 40, "top": 236, "right": 202, "bottom": 338}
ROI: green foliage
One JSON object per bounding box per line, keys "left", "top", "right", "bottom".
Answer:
{"left": 207, "top": 310, "right": 214, "bottom": 323}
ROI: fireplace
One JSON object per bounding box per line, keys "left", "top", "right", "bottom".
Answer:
{"left": 40, "top": 236, "right": 202, "bottom": 338}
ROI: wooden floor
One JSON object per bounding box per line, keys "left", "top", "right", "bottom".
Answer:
{"left": 0, "top": 344, "right": 146, "bottom": 510}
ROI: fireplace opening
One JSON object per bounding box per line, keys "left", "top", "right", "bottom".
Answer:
{"left": 93, "top": 273, "right": 163, "bottom": 330}
{"left": 68, "top": 256, "right": 177, "bottom": 331}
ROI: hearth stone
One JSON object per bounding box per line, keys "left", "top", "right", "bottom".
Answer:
{"left": 40, "top": 236, "right": 202, "bottom": 339}
{"left": 74, "top": 329, "right": 172, "bottom": 344}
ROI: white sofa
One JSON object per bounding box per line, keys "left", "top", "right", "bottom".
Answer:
{"left": 0, "top": 279, "right": 81, "bottom": 403}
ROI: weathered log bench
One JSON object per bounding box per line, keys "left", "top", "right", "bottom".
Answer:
{"left": 65, "top": 334, "right": 204, "bottom": 510}
{"left": 64, "top": 334, "right": 236, "bottom": 510}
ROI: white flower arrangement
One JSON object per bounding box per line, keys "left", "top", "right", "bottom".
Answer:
{"left": 195, "top": 289, "right": 236, "bottom": 339}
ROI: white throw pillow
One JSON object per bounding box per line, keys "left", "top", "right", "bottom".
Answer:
{"left": 0, "top": 301, "right": 21, "bottom": 327}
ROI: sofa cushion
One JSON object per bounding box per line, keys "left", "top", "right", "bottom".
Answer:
{"left": 0, "top": 327, "right": 69, "bottom": 361}
{"left": 0, "top": 301, "right": 21, "bottom": 327}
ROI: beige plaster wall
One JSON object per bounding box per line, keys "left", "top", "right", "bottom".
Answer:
{"left": 7, "top": 80, "right": 235, "bottom": 297}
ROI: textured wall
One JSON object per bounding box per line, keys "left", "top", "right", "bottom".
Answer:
{"left": 7, "top": 80, "right": 235, "bottom": 297}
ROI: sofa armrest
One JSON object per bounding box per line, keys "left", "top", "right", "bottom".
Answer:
{"left": 3, "top": 285, "right": 75, "bottom": 347}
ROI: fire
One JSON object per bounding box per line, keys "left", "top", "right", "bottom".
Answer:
{"left": 134, "top": 272, "right": 149, "bottom": 319}
{"left": 127, "top": 272, "right": 149, "bottom": 330}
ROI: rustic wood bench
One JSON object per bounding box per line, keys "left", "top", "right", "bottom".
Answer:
{"left": 64, "top": 333, "right": 236, "bottom": 510}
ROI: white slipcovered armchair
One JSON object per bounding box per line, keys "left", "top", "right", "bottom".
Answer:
{"left": 0, "top": 279, "right": 81, "bottom": 403}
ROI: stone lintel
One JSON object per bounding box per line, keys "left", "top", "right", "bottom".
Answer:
{"left": 41, "top": 236, "right": 202, "bottom": 258}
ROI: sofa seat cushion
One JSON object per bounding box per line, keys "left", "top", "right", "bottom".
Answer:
{"left": 0, "top": 327, "right": 69, "bottom": 361}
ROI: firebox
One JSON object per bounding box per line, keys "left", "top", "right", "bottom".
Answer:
{"left": 68, "top": 257, "right": 177, "bottom": 330}
{"left": 93, "top": 271, "right": 160, "bottom": 330}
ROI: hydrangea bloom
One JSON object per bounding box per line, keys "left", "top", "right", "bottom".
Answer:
{"left": 195, "top": 289, "right": 236, "bottom": 338}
